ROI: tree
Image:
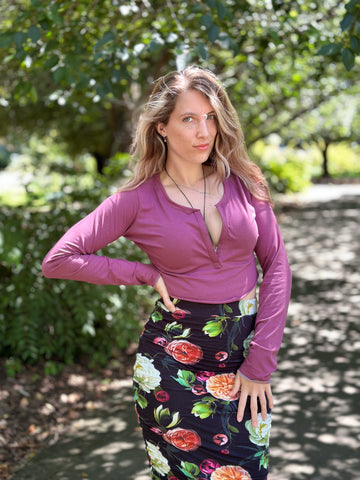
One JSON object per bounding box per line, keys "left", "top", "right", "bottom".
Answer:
{"left": 283, "top": 92, "right": 360, "bottom": 177}
{"left": 0, "top": 0, "right": 358, "bottom": 171}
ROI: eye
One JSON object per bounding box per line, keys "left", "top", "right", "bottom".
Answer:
{"left": 206, "top": 113, "right": 216, "bottom": 121}
{"left": 183, "top": 116, "right": 193, "bottom": 123}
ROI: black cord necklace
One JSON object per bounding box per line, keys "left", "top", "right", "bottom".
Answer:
{"left": 164, "top": 165, "right": 207, "bottom": 220}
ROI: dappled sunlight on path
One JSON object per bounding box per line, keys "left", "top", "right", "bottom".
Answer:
{"left": 270, "top": 191, "right": 360, "bottom": 479}
{"left": 11, "top": 378, "right": 151, "bottom": 479}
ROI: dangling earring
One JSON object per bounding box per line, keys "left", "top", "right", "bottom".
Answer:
{"left": 163, "top": 136, "right": 167, "bottom": 143}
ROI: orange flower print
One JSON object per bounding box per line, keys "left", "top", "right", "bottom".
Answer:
{"left": 210, "top": 465, "right": 252, "bottom": 480}
{"left": 206, "top": 373, "right": 239, "bottom": 401}
{"left": 163, "top": 428, "right": 201, "bottom": 451}
{"left": 165, "top": 340, "right": 203, "bottom": 365}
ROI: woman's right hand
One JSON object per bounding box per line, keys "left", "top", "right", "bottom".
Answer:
{"left": 153, "top": 276, "right": 177, "bottom": 313}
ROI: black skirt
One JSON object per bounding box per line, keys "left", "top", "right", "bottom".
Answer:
{"left": 133, "top": 298, "right": 271, "bottom": 480}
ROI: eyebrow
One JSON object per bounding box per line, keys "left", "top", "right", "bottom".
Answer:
{"left": 179, "top": 110, "right": 216, "bottom": 117}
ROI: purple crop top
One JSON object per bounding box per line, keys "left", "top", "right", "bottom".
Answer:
{"left": 42, "top": 173, "right": 292, "bottom": 382}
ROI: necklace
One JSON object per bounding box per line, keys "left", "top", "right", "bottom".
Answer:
{"left": 177, "top": 183, "right": 215, "bottom": 196}
{"left": 164, "top": 166, "right": 215, "bottom": 246}
{"left": 164, "top": 166, "right": 206, "bottom": 220}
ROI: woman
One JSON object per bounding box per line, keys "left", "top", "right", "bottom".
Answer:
{"left": 42, "top": 66, "right": 292, "bottom": 480}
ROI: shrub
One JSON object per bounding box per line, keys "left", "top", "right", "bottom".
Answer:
{"left": 251, "top": 141, "right": 316, "bottom": 194}
{"left": 0, "top": 201, "right": 154, "bottom": 375}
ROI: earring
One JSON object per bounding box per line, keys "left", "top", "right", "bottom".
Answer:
{"left": 163, "top": 136, "right": 167, "bottom": 143}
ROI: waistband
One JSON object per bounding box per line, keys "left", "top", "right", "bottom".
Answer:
{"left": 165, "top": 297, "right": 258, "bottom": 315}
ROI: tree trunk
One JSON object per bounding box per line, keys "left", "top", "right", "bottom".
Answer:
{"left": 321, "top": 141, "right": 331, "bottom": 178}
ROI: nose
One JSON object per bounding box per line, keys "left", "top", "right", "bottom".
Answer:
{"left": 197, "top": 117, "right": 209, "bottom": 137}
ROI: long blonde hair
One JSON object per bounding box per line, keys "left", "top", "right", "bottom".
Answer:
{"left": 122, "top": 66, "right": 272, "bottom": 204}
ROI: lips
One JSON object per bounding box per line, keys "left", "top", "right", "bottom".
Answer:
{"left": 194, "top": 144, "right": 210, "bottom": 151}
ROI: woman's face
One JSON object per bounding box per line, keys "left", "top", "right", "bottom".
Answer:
{"left": 157, "top": 89, "right": 217, "bottom": 168}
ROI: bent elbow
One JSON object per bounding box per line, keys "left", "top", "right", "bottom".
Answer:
{"left": 42, "top": 257, "right": 55, "bottom": 278}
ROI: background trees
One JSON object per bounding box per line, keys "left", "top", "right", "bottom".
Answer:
{"left": 1, "top": 0, "right": 359, "bottom": 171}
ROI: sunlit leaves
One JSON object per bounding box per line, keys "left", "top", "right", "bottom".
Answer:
{"left": 317, "top": 0, "right": 360, "bottom": 70}
{"left": 342, "top": 47, "right": 355, "bottom": 70}
{"left": 0, "top": 0, "right": 358, "bottom": 163}
{"left": 93, "top": 31, "right": 116, "bottom": 51}
{"left": 27, "top": 25, "right": 42, "bottom": 43}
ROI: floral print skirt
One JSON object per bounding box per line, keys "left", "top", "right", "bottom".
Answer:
{"left": 133, "top": 298, "right": 271, "bottom": 480}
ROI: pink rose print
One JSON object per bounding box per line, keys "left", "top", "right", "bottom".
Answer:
{"left": 191, "top": 384, "right": 207, "bottom": 395}
{"left": 215, "top": 351, "right": 228, "bottom": 361}
{"left": 200, "top": 459, "right": 221, "bottom": 474}
{"left": 221, "top": 449, "right": 230, "bottom": 454}
{"left": 165, "top": 340, "right": 203, "bottom": 365}
{"left": 155, "top": 390, "right": 170, "bottom": 402}
{"left": 169, "top": 477, "right": 180, "bottom": 480}
{"left": 195, "top": 371, "right": 216, "bottom": 382}
{"left": 213, "top": 433, "right": 228, "bottom": 446}
{"left": 150, "top": 427, "right": 163, "bottom": 435}
{"left": 172, "top": 308, "right": 190, "bottom": 319}
{"left": 218, "top": 363, "right": 226, "bottom": 368}
{"left": 153, "top": 337, "right": 168, "bottom": 347}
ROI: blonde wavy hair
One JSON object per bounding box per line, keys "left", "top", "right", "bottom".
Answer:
{"left": 122, "top": 66, "right": 272, "bottom": 204}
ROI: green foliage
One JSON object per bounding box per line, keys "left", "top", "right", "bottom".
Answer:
{"left": 0, "top": 140, "right": 154, "bottom": 374}
{"left": 317, "top": 0, "right": 360, "bottom": 70}
{"left": 0, "top": 203, "right": 153, "bottom": 372}
{"left": 252, "top": 140, "right": 315, "bottom": 193}
{"left": 0, "top": 0, "right": 358, "bottom": 163}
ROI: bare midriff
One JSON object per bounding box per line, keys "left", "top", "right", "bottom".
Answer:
{"left": 242, "top": 286, "right": 257, "bottom": 300}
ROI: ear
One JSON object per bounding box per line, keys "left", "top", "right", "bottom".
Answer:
{"left": 156, "top": 122, "right": 166, "bottom": 137}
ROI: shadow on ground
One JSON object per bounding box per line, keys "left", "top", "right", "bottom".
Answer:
{"left": 270, "top": 193, "right": 360, "bottom": 480}
{"left": 11, "top": 188, "right": 360, "bottom": 480}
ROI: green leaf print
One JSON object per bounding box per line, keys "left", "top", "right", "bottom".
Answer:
{"left": 135, "top": 390, "right": 148, "bottom": 409}
{"left": 165, "top": 321, "right": 183, "bottom": 333}
{"left": 179, "top": 461, "right": 200, "bottom": 479}
{"left": 151, "top": 311, "right": 163, "bottom": 322}
{"left": 224, "top": 303, "right": 233, "bottom": 313}
{"left": 154, "top": 405, "right": 181, "bottom": 429}
{"left": 192, "top": 401, "right": 216, "bottom": 419}
{"left": 156, "top": 300, "right": 170, "bottom": 312}
{"left": 174, "top": 327, "right": 191, "bottom": 339}
{"left": 228, "top": 424, "right": 240, "bottom": 433}
{"left": 173, "top": 369, "right": 196, "bottom": 388}
{"left": 166, "top": 411, "right": 181, "bottom": 428}
{"left": 203, "top": 320, "right": 223, "bottom": 337}
{"left": 243, "top": 330, "right": 255, "bottom": 358}
{"left": 259, "top": 450, "right": 269, "bottom": 469}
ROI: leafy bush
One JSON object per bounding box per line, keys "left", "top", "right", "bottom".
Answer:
{"left": 251, "top": 141, "right": 316, "bottom": 193}
{"left": 0, "top": 189, "right": 155, "bottom": 376}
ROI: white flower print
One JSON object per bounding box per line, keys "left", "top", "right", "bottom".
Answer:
{"left": 146, "top": 440, "right": 170, "bottom": 476}
{"left": 245, "top": 412, "right": 272, "bottom": 447}
{"left": 133, "top": 353, "right": 161, "bottom": 393}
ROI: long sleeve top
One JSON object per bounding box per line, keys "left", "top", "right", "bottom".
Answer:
{"left": 42, "top": 173, "right": 292, "bottom": 382}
